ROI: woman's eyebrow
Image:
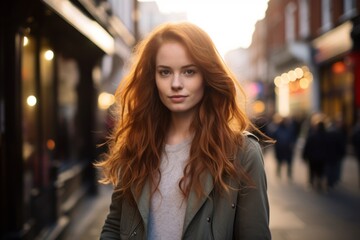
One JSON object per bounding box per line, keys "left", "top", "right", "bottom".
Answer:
{"left": 156, "top": 65, "right": 170, "bottom": 68}
{"left": 156, "top": 64, "right": 197, "bottom": 69}
{"left": 181, "top": 64, "right": 197, "bottom": 69}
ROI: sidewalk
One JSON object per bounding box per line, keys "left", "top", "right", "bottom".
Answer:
{"left": 265, "top": 142, "right": 360, "bottom": 240}
{"left": 60, "top": 184, "right": 112, "bottom": 240}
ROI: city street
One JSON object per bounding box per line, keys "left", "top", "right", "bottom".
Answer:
{"left": 3, "top": 1, "right": 360, "bottom": 239}
{"left": 61, "top": 140, "right": 360, "bottom": 240}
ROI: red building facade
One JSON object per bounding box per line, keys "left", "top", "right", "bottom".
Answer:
{"left": 252, "top": 0, "right": 360, "bottom": 133}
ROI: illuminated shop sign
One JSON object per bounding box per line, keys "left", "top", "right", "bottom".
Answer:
{"left": 312, "top": 21, "right": 353, "bottom": 63}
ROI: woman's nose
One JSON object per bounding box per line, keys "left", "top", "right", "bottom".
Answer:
{"left": 171, "top": 73, "right": 183, "bottom": 90}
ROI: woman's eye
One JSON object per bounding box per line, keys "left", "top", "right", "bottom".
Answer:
{"left": 159, "top": 69, "right": 171, "bottom": 76}
{"left": 184, "top": 69, "right": 196, "bottom": 76}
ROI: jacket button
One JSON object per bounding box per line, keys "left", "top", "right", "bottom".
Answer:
{"left": 206, "top": 217, "right": 211, "bottom": 222}
{"left": 133, "top": 231, "right": 137, "bottom": 236}
{"left": 231, "top": 203, "right": 235, "bottom": 208}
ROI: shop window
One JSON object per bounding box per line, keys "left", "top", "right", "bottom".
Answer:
{"left": 285, "top": 2, "right": 296, "bottom": 43}
{"left": 56, "top": 55, "right": 80, "bottom": 164}
{"left": 321, "top": 61, "right": 354, "bottom": 134}
{"left": 39, "top": 41, "right": 56, "bottom": 187}
{"left": 299, "top": 0, "right": 310, "bottom": 39}
{"left": 321, "top": 0, "right": 333, "bottom": 31}
{"left": 20, "top": 29, "right": 62, "bottom": 218}
{"left": 21, "top": 34, "right": 40, "bottom": 221}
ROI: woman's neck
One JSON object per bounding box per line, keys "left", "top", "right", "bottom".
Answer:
{"left": 166, "top": 113, "right": 194, "bottom": 145}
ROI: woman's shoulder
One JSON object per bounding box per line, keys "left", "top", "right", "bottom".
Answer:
{"left": 242, "top": 130, "right": 259, "bottom": 142}
{"left": 241, "top": 131, "right": 261, "bottom": 151}
{"left": 236, "top": 131, "right": 264, "bottom": 169}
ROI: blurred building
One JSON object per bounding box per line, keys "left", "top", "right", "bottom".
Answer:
{"left": 137, "top": 0, "right": 187, "bottom": 38}
{"left": 250, "top": 0, "right": 360, "bottom": 134}
{"left": 0, "top": 0, "right": 136, "bottom": 239}
{"left": 225, "top": 48, "right": 268, "bottom": 119}
{"left": 248, "top": 18, "right": 275, "bottom": 120}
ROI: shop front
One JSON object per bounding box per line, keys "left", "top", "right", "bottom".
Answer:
{"left": 0, "top": 0, "right": 134, "bottom": 239}
{"left": 273, "top": 65, "right": 314, "bottom": 118}
{"left": 270, "top": 41, "right": 315, "bottom": 120}
{"left": 312, "top": 20, "right": 356, "bottom": 134}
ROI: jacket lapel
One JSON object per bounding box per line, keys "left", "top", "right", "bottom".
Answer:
{"left": 182, "top": 171, "right": 214, "bottom": 235}
{"left": 131, "top": 180, "right": 151, "bottom": 234}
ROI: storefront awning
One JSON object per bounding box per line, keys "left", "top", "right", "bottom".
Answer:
{"left": 43, "top": 0, "right": 115, "bottom": 55}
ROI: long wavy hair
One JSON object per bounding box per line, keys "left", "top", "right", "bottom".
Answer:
{"left": 95, "top": 22, "right": 262, "bottom": 200}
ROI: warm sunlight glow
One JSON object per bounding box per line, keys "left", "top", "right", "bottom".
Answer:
{"left": 149, "top": 0, "right": 269, "bottom": 56}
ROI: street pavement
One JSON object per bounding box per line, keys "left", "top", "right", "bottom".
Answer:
{"left": 266, "top": 141, "right": 360, "bottom": 240}
{"left": 59, "top": 183, "right": 112, "bottom": 240}
{"left": 60, "top": 140, "right": 360, "bottom": 240}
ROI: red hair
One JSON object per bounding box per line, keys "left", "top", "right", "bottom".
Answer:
{"left": 95, "top": 22, "right": 260, "bottom": 199}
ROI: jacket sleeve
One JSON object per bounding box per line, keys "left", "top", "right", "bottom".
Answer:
{"left": 234, "top": 136, "right": 271, "bottom": 240}
{"left": 100, "top": 189, "right": 121, "bottom": 240}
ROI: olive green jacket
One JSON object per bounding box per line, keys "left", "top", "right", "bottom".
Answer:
{"left": 100, "top": 134, "right": 271, "bottom": 239}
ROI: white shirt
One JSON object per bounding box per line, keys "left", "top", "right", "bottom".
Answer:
{"left": 148, "top": 138, "right": 191, "bottom": 240}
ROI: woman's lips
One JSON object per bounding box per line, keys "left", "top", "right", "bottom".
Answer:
{"left": 169, "top": 95, "right": 187, "bottom": 103}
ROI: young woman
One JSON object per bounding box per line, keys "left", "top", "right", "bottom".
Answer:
{"left": 96, "top": 22, "right": 271, "bottom": 239}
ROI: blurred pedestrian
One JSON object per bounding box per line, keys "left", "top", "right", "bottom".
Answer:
{"left": 271, "top": 116, "right": 296, "bottom": 179}
{"left": 325, "top": 117, "right": 346, "bottom": 189}
{"left": 302, "top": 118, "right": 328, "bottom": 190}
{"left": 290, "top": 113, "right": 305, "bottom": 140}
{"left": 351, "top": 112, "right": 360, "bottom": 188}
{"left": 95, "top": 22, "right": 271, "bottom": 239}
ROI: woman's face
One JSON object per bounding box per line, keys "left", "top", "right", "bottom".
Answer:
{"left": 155, "top": 41, "right": 204, "bottom": 117}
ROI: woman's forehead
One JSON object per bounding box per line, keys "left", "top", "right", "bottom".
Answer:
{"left": 156, "top": 42, "right": 194, "bottom": 66}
